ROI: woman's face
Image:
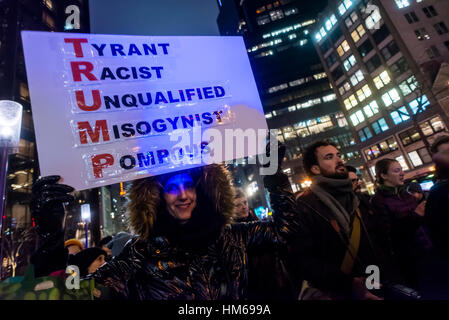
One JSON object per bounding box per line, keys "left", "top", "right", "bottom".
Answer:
{"left": 163, "top": 173, "right": 197, "bottom": 224}
{"left": 381, "top": 161, "right": 405, "bottom": 187}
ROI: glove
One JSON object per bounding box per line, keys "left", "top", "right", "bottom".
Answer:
{"left": 31, "top": 175, "right": 75, "bottom": 237}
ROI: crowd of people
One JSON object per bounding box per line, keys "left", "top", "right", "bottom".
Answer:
{"left": 27, "top": 134, "right": 449, "bottom": 300}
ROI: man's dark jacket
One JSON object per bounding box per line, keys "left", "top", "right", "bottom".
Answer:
{"left": 285, "top": 187, "right": 397, "bottom": 298}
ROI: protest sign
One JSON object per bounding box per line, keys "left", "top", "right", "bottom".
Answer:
{"left": 21, "top": 31, "right": 267, "bottom": 190}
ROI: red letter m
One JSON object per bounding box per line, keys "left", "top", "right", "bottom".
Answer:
{"left": 77, "top": 120, "right": 110, "bottom": 144}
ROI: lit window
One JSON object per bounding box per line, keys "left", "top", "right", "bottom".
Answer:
{"left": 337, "top": 40, "right": 350, "bottom": 57}
{"left": 268, "top": 83, "right": 288, "bottom": 93}
{"left": 288, "top": 33, "right": 297, "bottom": 40}
{"left": 409, "top": 95, "right": 430, "bottom": 114}
{"left": 289, "top": 78, "right": 305, "bottom": 87}
{"left": 344, "top": 98, "right": 353, "bottom": 110}
{"left": 351, "top": 24, "right": 366, "bottom": 43}
{"left": 323, "top": 93, "right": 336, "bottom": 102}
{"left": 284, "top": 7, "right": 298, "bottom": 16}
{"left": 414, "top": 28, "right": 431, "bottom": 41}
{"left": 320, "top": 27, "right": 327, "bottom": 37}
{"left": 363, "top": 100, "right": 379, "bottom": 118}
{"left": 338, "top": 4, "right": 347, "bottom": 15}
{"left": 395, "top": 156, "right": 409, "bottom": 171}
{"left": 343, "top": 55, "right": 357, "bottom": 71}
{"left": 373, "top": 70, "right": 391, "bottom": 89}
{"left": 330, "top": 15, "right": 337, "bottom": 25}
{"left": 408, "top": 151, "right": 423, "bottom": 167}
{"left": 288, "top": 105, "right": 297, "bottom": 112}
{"left": 358, "top": 127, "right": 373, "bottom": 142}
{"left": 350, "top": 69, "right": 364, "bottom": 86}
{"left": 325, "top": 19, "right": 333, "bottom": 31}
{"left": 372, "top": 118, "right": 389, "bottom": 134}
{"left": 399, "top": 75, "right": 418, "bottom": 96}
{"left": 270, "top": 9, "right": 285, "bottom": 21}
{"left": 390, "top": 106, "right": 410, "bottom": 124}
{"left": 313, "top": 72, "right": 327, "bottom": 80}
{"left": 395, "top": 0, "right": 410, "bottom": 9}
{"left": 345, "top": 11, "right": 358, "bottom": 28}
{"left": 350, "top": 110, "right": 365, "bottom": 126}
{"left": 357, "top": 84, "right": 372, "bottom": 102}
{"left": 265, "top": 113, "right": 273, "bottom": 119}
{"left": 365, "top": 7, "right": 382, "bottom": 30}
{"left": 336, "top": 112, "right": 349, "bottom": 127}
{"left": 382, "top": 88, "right": 400, "bottom": 107}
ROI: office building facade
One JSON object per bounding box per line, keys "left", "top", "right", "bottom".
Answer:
{"left": 217, "top": 0, "right": 365, "bottom": 200}
{"left": 312, "top": 0, "right": 449, "bottom": 186}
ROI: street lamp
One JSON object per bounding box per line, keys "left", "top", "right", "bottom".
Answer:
{"left": 0, "top": 100, "right": 23, "bottom": 278}
{"left": 81, "top": 203, "right": 91, "bottom": 248}
{"left": 0, "top": 100, "right": 23, "bottom": 226}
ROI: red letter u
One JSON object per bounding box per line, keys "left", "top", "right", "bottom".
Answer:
{"left": 76, "top": 90, "right": 101, "bottom": 111}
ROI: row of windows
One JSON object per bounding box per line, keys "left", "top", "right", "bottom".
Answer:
{"left": 369, "top": 148, "right": 430, "bottom": 178}
{"left": 398, "top": 116, "right": 444, "bottom": 147}
{"left": 262, "top": 19, "right": 315, "bottom": 39}
{"left": 364, "top": 137, "right": 398, "bottom": 160}
{"left": 265, "top": 93, "right": 337, "bottom": 118}
{"left": 277, "top": 113, "right": 347, "bottom": 142}
{"left": 358, "top": 118, "right": 390, "bottom": 142}
{"left": 356, "top": 96, "right": 433, "bottom": 143}
{"left": 414, "top": 22, "right": 448, "bottom": 41}
{"left": 350, "top": 91, "right": 428, "bottom": 129}
{"left": 256, "top": 7, "right": 299, "bottom": 26}
{"left": 266, "top": 73, "right": 327, "bottom": 94}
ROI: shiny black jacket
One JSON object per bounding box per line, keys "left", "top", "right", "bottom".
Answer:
{"left": 91, "top": 165, "right": 299, "bottom": 300}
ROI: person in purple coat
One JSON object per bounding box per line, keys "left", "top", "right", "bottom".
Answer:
{"left": 371, "top": 158, "right": 430, "bottom": 289}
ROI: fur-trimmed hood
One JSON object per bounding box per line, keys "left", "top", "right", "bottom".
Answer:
{"left": 128, "top": 164, "right": 236, "bottom": 240}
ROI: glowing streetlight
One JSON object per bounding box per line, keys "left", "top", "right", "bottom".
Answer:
{"left": 0, "top": 100, "right": 23, "bottom": 277}
{"left": 81, "top": 203, "right": 91, "bottom": 248}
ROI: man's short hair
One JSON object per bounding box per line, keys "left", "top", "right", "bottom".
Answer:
{"left": 303, "top": 140, "right": 338, "bottom": 176}
{"left": 346, "top": 165, "right": 357, "bottom": 174}
{"left": 430, "top": 135, "right": 449, "bottom": 154}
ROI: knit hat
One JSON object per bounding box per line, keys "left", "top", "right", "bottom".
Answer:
{"left": 71, "top": 247, "right": 107, "bottom": 276}
{"left": 64, "top": 238, "right": 85, "bottom": 251}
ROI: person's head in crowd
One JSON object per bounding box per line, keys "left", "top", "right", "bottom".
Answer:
{"left": 233, "top": 188, "right": 258, "bottom": 222}
{"left": 431, "top": 135, "right": 449, "bottom": 179}
{"left": 150, "top": 168, "right": 202, "bottom": 225}
{"left": 346, "top": 165, "right": 361, "bottom": 193}
{"left": 407, "top": 182, "right": 424, "bottom": 202}
{"left": 234, "top": 188, "right": 250, "bottom": 220}
{"left": 303, "top": 140, "right": 348, "bottom": 179}
{"left": 64, "top": 238, "right": 84, "bottom": 255}
{"left": 72, "top": 247, "right": 107, "bottom": 277}
{"left": 375, "top": 158, "right": 404, "bottom": 187}
{"left": 128, "top": 166, "right": 232, "bottom": 241}
{"left": 98, "top": 236, "right": 112, "bottom": 256}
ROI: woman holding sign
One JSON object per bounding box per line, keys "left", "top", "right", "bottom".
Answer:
{"left": 30, "top": 146, "right": 300, "bottom": 300}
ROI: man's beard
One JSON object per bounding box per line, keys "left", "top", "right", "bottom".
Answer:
{"left": 321, "top": 167, "right": 349, "bottom": 179}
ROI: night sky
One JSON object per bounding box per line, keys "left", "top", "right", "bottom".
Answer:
{"left": 89, "top": 0, "right": 220, "bottom": 36}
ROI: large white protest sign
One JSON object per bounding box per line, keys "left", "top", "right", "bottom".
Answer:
{"left": 21, "top": 31, "right": 268, "bottom": 190}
